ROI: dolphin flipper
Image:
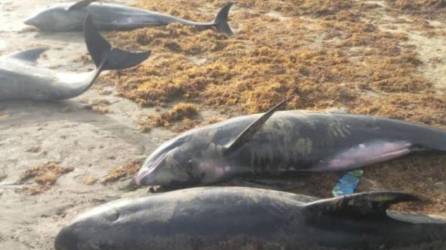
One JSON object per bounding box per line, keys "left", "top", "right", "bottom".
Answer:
{"left": 213, "top": 2, "right": 234, "bottom": 35}
{"left": 84, "top": 15, "right": 150, "bottom": 70}
{"left": 8, "top": 48, "right": 48, "bottom": 63}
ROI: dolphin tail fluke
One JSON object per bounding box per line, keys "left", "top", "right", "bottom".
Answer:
{"left": 303, "top": 192, "right": 422, "bottom": 219}
{"left": 72, "top": 15, "right": 150, "bottom": 97}
{"left": 84, "top": 15, "right": 150, "bottom": 72}
{"left": 213, "top": 2, "right": 234, "bottom": 35}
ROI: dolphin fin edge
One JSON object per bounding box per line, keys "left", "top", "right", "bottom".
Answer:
{"left": 8, "top": 48, "right": 48, "bottom": 63}
{"left": 223, "top": 97, "right": 291, "bottom": 156}
{"left": 84, "top": 15, "right": 150, "bottom": 71}
{"left": 67, "top": 15, "right": 150, "bottom": 99}
{"left": 213, "top": 2, "right": 234, "bottom": 35}
{"left": 303, "top": 192, "right": 422, "bottom": 220}
{"left": 67, "top": 0, "right": 97, "bottom": 11}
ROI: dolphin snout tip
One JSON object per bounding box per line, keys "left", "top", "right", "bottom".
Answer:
{"left": 24, "top": 17, "right": 36, "bottom": 26}
{"left": 133, "top": 174, "right": 143, "bottom": 187}
{"left": 134, "top": 168, "right": 151, "bottom": 187}
{"left": 134, "top": 169, "right": 156, "bottom": 187}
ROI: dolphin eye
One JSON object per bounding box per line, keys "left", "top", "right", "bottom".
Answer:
{"left": 103, "top": 209, "right": 120, "bottom": 222}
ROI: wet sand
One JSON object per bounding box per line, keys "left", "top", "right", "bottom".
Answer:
{"left": 0, "top": 1, "right": 173, "bottom": 249}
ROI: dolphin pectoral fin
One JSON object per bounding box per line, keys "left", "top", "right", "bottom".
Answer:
{"left": 307, "top": 140, "right": 413, "bottom": 172}
{"left": 224, "top": 97, "right": 292, "bottom": 156}
{"left": 213, "top": 2, "right": 234, "bottom": 35}
{"left": 8, "top": 48, "right": 48, "bottom": 63}
{"left": 84, "top": 15, "right": 150, "bottom": 71}
{"left": 303, "top": 191, "right": 421, "bottom": 219}
{"left": 67, "top": 0, "right": 97, "bottom": 11}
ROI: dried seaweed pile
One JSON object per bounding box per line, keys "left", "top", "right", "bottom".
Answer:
{"left": 102, "top": 161, "right": 142, "bottom": 184}
{"left": 107, "top": 0, "right": 445, "bottom": 125}
{"left": 139, "top": 103, "right": 200, "bottom": 132}
{"left": 19, "top": 162, "right": 73, "bottom": 195}
{"left": 388, "top": 0, "right": 446, "bottom": 11}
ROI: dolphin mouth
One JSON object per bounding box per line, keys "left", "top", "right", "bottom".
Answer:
{"left": 134, "top": 152, "right": 169, "bottom": 186}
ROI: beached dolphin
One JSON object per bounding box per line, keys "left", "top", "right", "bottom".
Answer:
{"left": 0, "top": 15, "right": 149, "bottom": 101}
{"left": 54, "top": 187, "right": 446, "bottom": 250}
{"left": 25, "top": 0, "right": 234, "bottom": 35}
{"left": 134, "top": 99, "right": 446, "bottom": 189}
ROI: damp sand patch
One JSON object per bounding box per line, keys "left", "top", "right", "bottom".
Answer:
{"left": 406, "top": 32, "right": 446, "bottom": 92}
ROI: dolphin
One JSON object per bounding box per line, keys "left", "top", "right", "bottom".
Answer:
{"left": 24, "top": 0, "right": 234, "bottom": 35}
{"left": 134, "top": 99, "right": 446, "bottom": 189}
{"left": 0, "top": 15, "right": 149, "bottom": 101}
{"left": 54, "top": 187, "right": 446, "bottom": 250}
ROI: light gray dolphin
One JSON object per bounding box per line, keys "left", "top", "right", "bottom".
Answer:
{"left": 25, "top": 0, "right": 234, "bottom": 35}
{"left": 0, "top": 15, "right": 149, "bottom": 101}
{"left": 134, "top": 99, "right": 446, "bottom": 190}
{"left": 55, "top": 187, "right": 446, "bottom": 250}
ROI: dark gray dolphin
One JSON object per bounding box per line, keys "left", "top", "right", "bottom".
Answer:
{"left": 0, "top": 15, "right": 149, "bottom": 101}
{"left": 54, "top": 187, "right": 446, "bottom": 250}
{"left": 134, "top": 99, "right": 446, "bottom": 189}
{"left": 25, "top": 0, "right": 234, "bottom": 35}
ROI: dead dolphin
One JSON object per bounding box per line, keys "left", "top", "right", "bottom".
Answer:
{"left": 54, "top": 187, "right": 446, "bottom": 250}
{"left": 25, "top": 0, "right": 234, "bottom": 35}
{"left": 134, "top": 99, "right": 446, "bottom": 189}
{"left": 0, "top": 15, "right": 149, "bottom": 101}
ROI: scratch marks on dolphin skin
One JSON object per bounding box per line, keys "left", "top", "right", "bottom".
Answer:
{"left": 295, "top": 138, "right": 313, "bottom": 156}
{"left": 328, "top": 120, "right": 351, "bottom": 139}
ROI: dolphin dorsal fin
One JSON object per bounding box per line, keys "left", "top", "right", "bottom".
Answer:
{"left": 223, "top": 98, "right": 290, "bottom": 155}
{"left": 67, "top": 0, "right": 97, "bottom": 11}
{"left": 8, "top": 48, "right": 48, "bottom": 63}
{"left": 304, "top": 192, "right": 421, "bottom": 219}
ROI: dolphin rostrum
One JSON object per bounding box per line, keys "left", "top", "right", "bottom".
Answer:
{"left": 134, "top": 99, "right": 446, "bottom": 189}
{"left": 55, "top": 187, "right": 446, "bottom": 250}
{"left": 25, "top": 0, "right": 234, "bottom": 35}
{"left": 0, "top": 15, "right": 149, "bottom": 101}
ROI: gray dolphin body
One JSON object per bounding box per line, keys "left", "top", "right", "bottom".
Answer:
{"left": 25, "top": 0, "right": 234, "bottom": 35}
{"left": 135, "top": 102, "right": 446, "bottom": 189}
{"left": 55, "top": 187, "right": 446, "bottom": 250}
{"left": 0, "top": 15, "right": 149, "bottom": 101}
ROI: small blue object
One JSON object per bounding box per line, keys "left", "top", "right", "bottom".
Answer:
{"left": 332, "top": 170, "right": 364, "bottom": 197}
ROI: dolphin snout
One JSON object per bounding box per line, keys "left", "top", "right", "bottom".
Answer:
{"left": 134, "top": 165, "right": 159, "bottom": 186}
{"left": 134, "top": 153, "right": 169, "bottom": 186}
{"left": 54, "top": 226, "right": 78, "bottom": 250}
{"left": 24, "top": 16, "right": 37, "bottom": 26}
